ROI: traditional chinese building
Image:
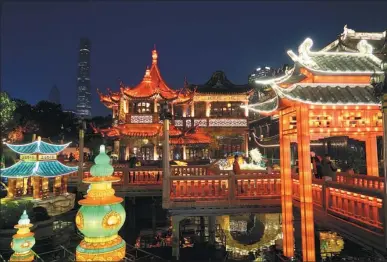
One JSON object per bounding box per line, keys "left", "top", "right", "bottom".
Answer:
{"left": 1, "top": 136, "right": 78, "bottom": 215}
{"left": 185, "top": 71, "right": 253, "bottom": 158}
{"left": 97, "top": 49, "right": 252, "bottom": 161}
{"left": 246, "top": 33, "right": 383, "bottom": 260}
{"left": 249, "top": 26, "right": 386, "bottom": 170}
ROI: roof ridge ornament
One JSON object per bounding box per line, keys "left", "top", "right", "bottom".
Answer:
{"left": 357, "top": 40, "right": 373, "bottom": 54}
{"left": 143, "top": 66, "right": 151, "bottom": 82}
{"left": 298, "top": 38, "right": 313, "bottom": 59}
{"left": 152, "top": 47, "right": 158, "bottom": 65}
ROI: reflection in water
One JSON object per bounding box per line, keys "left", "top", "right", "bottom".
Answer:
{"left": 217, "top": 213, "right": 282, "bottom": 260}
{"left": 320, "top": 231, "right": 344, "bottom": 259}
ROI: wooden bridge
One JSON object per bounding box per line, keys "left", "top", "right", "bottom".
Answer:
{"left": 69, "top": 165, "right": 386, "bottom": 253}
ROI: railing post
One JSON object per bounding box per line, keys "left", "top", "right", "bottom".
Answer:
{"left": 322, "top": 181, "right": 327, "bottom": 212}
{"left": 228, "top": 173, "right": 235, "bottom": 203}
{"left": 123, "top": 168, "right": 129, "bottom": 188}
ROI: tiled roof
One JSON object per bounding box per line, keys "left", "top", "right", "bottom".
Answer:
{"left": 288, "top": 38, "right": 382, "bottom": 74}
{"left": 5, "top": 141, "right": 71, "bottom": 154}
{"left": 304, "top": 53, "right": 380, "bottom": 73}
{"left": 188, "top": 71, "right": 253, "bottom": 94}
{"left": 1, "top": 161, "right": 78, "bottom": 178}
{"left": 247, "top": 96, "right": 278, "bottom": 113}
{"left": 321, "top": 26, "right": 387, "bottom": 59}
{"left": 276, "top": 84, "right": 379, "bottom": 105}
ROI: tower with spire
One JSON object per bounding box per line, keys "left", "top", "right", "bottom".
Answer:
{"left": 75, "top": 145, "right": 126, "bottom": 261}
{"left": 10, "top": 210, "right": 35, "bottom": 262}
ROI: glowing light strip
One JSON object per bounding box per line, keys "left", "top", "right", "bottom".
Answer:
{"left": 272, "top": 84, "right": 380, "bottom": 106}
{"left": 243, "top": 96, "right": 279, "bottom": 113}
{"left": 252, "top": 133, "right": 323, "bottom": 148}
{"left": 277, "top": 83, "right": 376, "bottom": 93}
{"left": 1, "top": 161, "right": 78, "bottom": 178}
{"left": 4, "top": 141, "right": 72, "bottom": 154}
{"left": 287, "top": 38, "right": 383, "bottom": 74}
{"left": 32, "top": 162, "right": 40, "bottom": 175}
{"left": 254, "top": 68, "right": 295, "bottom": 84}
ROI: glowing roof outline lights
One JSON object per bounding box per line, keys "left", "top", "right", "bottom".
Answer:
{"left": 287, "top": 38, "right": 383, "bottom": 75}
{"left": 4, "top": 138, "right": 71, "bottom": 155}
{"left": 271, "top": 83, "right": 381, "bottom": 107}
{"left": 1, "top": 160, "right": 78, "bottom": 178}
{"left": 242, "top": 96, "right": 279, "bottom": 114}
{"left": 254, "top": 67, "right": 295, "bottom": 85}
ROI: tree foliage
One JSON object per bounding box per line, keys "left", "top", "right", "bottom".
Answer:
{"left": 0, "top": 92, "right": 16, "bottom": 132}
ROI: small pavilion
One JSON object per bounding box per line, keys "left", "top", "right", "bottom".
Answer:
{"left": 1, "top": 136, "right": 78, "bottom": 199}
{"left": 246, "top": 38, "right": 383, "bottom": 261}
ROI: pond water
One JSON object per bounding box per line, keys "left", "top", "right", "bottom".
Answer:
{"left": 123, "top": 197, "right": 383, "bottom": 261}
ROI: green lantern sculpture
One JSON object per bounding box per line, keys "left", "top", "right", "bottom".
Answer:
{"left": 75, "top": 145, "right": 126, "bottom": 261}
{"left": 10, "top": 210, "right": 35, "bottom": 262}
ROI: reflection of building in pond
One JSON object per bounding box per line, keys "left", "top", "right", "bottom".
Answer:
{"left": 96, "top": 48, "right": 253, "bottom": 161}
{"left": 217, "top": 214, "right": 282, "bottom": 257}
{"left": 319, "top": 231, "right": 344, "bottom": 259}
{"left": 1, "top": 136, "right": 78, "bottom": 216}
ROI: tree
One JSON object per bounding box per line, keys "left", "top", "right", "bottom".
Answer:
{"left": 32, "top": 100, "right": 64, "bottom": 138}
{"left": 0, "top": 92, "right": 16, "bottom": 133}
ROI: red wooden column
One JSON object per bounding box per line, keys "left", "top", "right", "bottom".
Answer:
{"left": 365, "top": 134, "right": 378, "bottom": 176}
{"left": 296, "top": 105, "right": 315, "bottom": 262}
{"left": 279, "top": 110, "right": 294, "bottom": 258}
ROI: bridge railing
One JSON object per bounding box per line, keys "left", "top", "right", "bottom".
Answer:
{"left": 169, "top": 172, "right": 282, "bottom": 202}
{"left": 292, "top": 175, "right": 384, "bottom": 234}
{"left": 336, "top": 172, "right": 384, "bottom": 191}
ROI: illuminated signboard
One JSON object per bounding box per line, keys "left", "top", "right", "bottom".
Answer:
{"left": 20, "top": 155, "right": 37, "bottom": 161}
{"left": 38, "top": 155, "right": 57, "bottom": 161}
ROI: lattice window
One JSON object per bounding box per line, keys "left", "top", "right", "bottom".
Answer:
{"left": 135, "top": 102, "right": 151, "bottom": 113}
{"left": 340, "top": 112, "right": 366, "bottom": 127}
{"left": 131, "top": 115, "right": 153, "bottom": 123}
{"left": 208, "top": 119, "right": 247, "bottom": 127}
{"left": 186, "top": 120, "right": 192, "bottom": 128}
{"left": 174, "top": 120, "right": 183, "bottom": 127}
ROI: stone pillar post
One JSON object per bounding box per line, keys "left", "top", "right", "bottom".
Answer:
{"left": 208, "top": 216, "right": 216, "bottom": 245}
{"left": 172, "top": 215, "right": 184, "bottom": 260}
{"left": 152, "top": 200, "right": 157, "bottom": 235}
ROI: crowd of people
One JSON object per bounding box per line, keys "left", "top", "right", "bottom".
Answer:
{"left": 311, "top": 152, "right": 339, "bottom": 181}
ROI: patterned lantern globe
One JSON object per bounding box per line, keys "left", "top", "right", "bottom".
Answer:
{"left": 10, "top": 210, "right": 35, "bottom": 262}
{"left": 76, "top": 145, "right": 126, "bottom": 261}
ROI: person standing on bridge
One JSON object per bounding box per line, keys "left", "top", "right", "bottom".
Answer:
{"left": 321, "top": 154, "right": 338, "bottom": 182}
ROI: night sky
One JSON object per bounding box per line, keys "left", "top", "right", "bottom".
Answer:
{"left": 2, "top": 1, "right": 387, "bottom": 116}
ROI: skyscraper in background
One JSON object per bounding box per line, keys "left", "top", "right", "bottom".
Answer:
{"left": 76, "top": 38, "right": 92, "bottom": 118}
{"left": 48, "top": 84, "right": 61, "bottom": 104}
{"left": 248, "top": 65, "right": 289, "bottom": 104}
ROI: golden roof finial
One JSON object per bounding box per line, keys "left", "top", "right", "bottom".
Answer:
{"left": 152, "top": 45, "right": 158, "bottom": 64}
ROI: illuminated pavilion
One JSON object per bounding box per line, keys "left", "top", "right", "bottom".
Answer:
{"left": 1, "top": 136, "right": 78, "bottom": 216}
{"left": 246, "top": 35, "right": 383, "bottom": 261}
{"left": 96, "top": 48, "right": 252, "bottom": 161}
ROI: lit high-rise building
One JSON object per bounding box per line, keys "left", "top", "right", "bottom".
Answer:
{"left": 248, "top": 65, "right": 289, "bottom": 104}
{"left": 76, "top": 38, "right": 92, "bottom": 118}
